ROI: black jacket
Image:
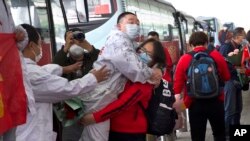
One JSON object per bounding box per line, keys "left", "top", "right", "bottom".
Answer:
{"left": 219, "top": 41, "right": 241, "bottom": 82}
{"left": 53, "top": 46, "right": 100, "bottom": 80}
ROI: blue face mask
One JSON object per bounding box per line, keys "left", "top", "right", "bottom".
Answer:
{"left": 138, "top": 52, "right": 152, "bottom": 64}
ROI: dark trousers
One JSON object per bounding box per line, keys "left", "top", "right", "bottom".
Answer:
{"left": 189, "top": 99, "right": 225, "bottom": 141}
{"left": 109, "top": 131, "right": 146, "bottom": 141}
{"left": 224, "top": 80, "right": 242, "bottom": 136}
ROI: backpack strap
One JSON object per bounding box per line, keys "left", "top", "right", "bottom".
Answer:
{"left": 187, "top": 50, "right": 196, "bottom": 57}
{"left": 205, "top": 48, "right": 214, "bottom": 55}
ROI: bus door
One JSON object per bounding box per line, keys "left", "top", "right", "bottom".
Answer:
{"left": 8, "top": 0, "right": 67, "bottom": 65}
{"left": 173, "top": 11, "right": 188, "bottom": 55}
{"left": 60, "top": 0, "right": 118, "bottom": 49}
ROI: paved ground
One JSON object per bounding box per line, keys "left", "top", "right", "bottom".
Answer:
{"left": 174, "top": 91, "right": 250, "bottom": 141}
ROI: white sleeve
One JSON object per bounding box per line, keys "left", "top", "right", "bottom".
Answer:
{"left": 41, "top": 64, "right": 63, "bottom": 76}
{"left": 29, "top": 68, "right": 97, "bottom": 103}
{"left": 108, "top": 36, "right": 153, "bottom": 83}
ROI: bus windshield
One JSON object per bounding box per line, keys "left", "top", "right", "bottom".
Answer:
{"left": 62, "top": 0, "right": 116, "bottom": 32}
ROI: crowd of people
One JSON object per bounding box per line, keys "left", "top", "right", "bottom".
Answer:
{"left": 1, "top": 0, "right": 250, "bottom": 141}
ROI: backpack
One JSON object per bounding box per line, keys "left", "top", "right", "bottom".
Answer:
{"left": 186, "top": 49, "right": 220, "bottom": 99}
{"left": 139, "top": 79, "right": 177, "bottom": 136}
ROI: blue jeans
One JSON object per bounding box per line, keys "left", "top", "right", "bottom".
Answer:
{"left": 224, "top": 80, "right": 242, "bottom": 136}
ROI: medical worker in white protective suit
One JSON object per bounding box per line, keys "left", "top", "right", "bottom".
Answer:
{"left": 0, "top": 1, "right": 35, "bottom": 141}
{"left": 78, "top": 12, "right": 163, "bottom": 141}
{"left": 15, "top": 24, "right": 109, "bottom": 141}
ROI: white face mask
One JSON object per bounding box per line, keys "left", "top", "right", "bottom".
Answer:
{"left": 125, "top": 24, "right": 140, "bottom": 40}
{"left": 69, "top": 44, "right": 85, "bottom": 60}
{"left": 32, "top": 47, "right": 42, "bottom": 62}
{"left": 35, "top": 48, "right": 42, "bottom": 62}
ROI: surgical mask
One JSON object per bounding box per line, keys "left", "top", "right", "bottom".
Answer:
{"left": 35, "top": 49, "right": 42, "bottom": 62}
{"left": 138, "top": 52, "right": 152, "bottom": 64}
{"left": 32, "top": 48, "right": 42, "bottom": 62}
{"left": 125, "top": 24, "right": 140, "bottom": 40}
{"left": 69, "top": 44, "right": 85, "bottom": 60}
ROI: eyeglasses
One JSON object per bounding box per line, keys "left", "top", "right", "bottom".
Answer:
{"left": 138, "top": 47, "right": 153, "bottom": 57}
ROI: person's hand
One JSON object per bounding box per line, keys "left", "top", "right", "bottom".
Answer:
{"left": 228, "top": 49, "right": 240, "bottom": 57}
{"left": 173, "top": 94, "right": 185, "bottom": 113}
{"left": 80, "top": 113, "right": 96, "bottom": 126}
{"left": 90, "top": 65, "right": 110, "bottom": 82}
{"left": 149, "top": 68, "right": 162, "bottom": 85}
{"left": 228, "top": 52, "right": 234, "bottom": 56}
{"left": 64, "top": 31, "right": 74, "bottom": 52}
{"left": 75, "top": 39, "right": 94, "bottom": 52}
{"left": 62, "top": 62, "right": 82, "bottom": 74}
{"left": 234, "top": 49, "right": 239, "bottom": 55}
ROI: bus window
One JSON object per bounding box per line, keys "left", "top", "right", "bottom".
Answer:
{"left": 62, "top": 0, "right": 87, "bottom": 24}
{"left": 158, "top": 4, "right": 175, "bottom": 41}
{"left": 51, "top": 0, "right": 67, "bottom": 51}
{"left": 125, "top": 0, "right": 140, "bottom": 13}
{"left": 62, "top": 0, "right": 117, "bottom": 32}
{"left": 8, "top": 0, "right": 53, "bottom": 65}
{"left": 148, "top": 0, "right": 163, "bottom": 39}
{"left": 137, "top": 0, "right": 154, "bottom": 40}
{"left": 88, "top": 0, "right": 113, "bottom": 20}
{"left": 9, "top": 0, "right": 40, "bottom": 27}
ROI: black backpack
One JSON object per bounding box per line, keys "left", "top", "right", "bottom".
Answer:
{"left": 186, "top": 49, "right": 220, "bottom": 99}
{"left": 139, "top": 79, "right": 177, "bottom": 136}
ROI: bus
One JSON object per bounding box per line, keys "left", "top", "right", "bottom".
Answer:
{"left": 196, "top": 16, "right": 222, "bottom": 47}
{"left": 7, "top": 0, "right": 189, "bottom": 66}
{"left": 223, "top": 22, "right": 235, "bottom": 31}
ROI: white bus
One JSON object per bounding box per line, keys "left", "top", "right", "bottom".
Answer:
{"left": 196, "top": 16, "right": 222, "bottom": 47}
{"left": 8, "top": 0, "right": 190, "bottom": 65}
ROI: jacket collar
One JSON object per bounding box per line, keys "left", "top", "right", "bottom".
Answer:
{"left": 24, "top": 57, "right": 36, "bottom": 65}
{"left": 193, "top": 46, "right": 207, "bottom": 52}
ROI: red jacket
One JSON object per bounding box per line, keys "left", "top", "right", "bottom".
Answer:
{"left": 93, "top": 82, "right": 154, "bottom": 133}
{"left": 93, "top": 68, "right": 173, "bottom": 134}
{"left": 173, "top": 46, "right": 231, "bottom": 108}
{"left": 241, "top": 45, "right": 250, "bottom": 76}
{"left": 93, "top": 48, "right": 173, "bottom": 134}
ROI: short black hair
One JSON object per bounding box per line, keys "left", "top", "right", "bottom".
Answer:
{"left": 21, "top": 24, "right": 39, "bottom": 44}
{"left": 246, "top": 30, "right": 250, "bottom": 42}
{"left": 117, "top": 12, "right": 136, "bottom": 24}
{"left": 138, "top": 38, "right": 166, "bottom": 68}
{"left": 64, "top": 28, "right": 83, "bottom": 40}
{"left": 189, "top": 31, "right": 208, "bottom": 47}
{"left": 148, "top": 31, "right": 159, "bottom": 37}
{"left": 233, "top": 27, "right": 245, "bottom": 37}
